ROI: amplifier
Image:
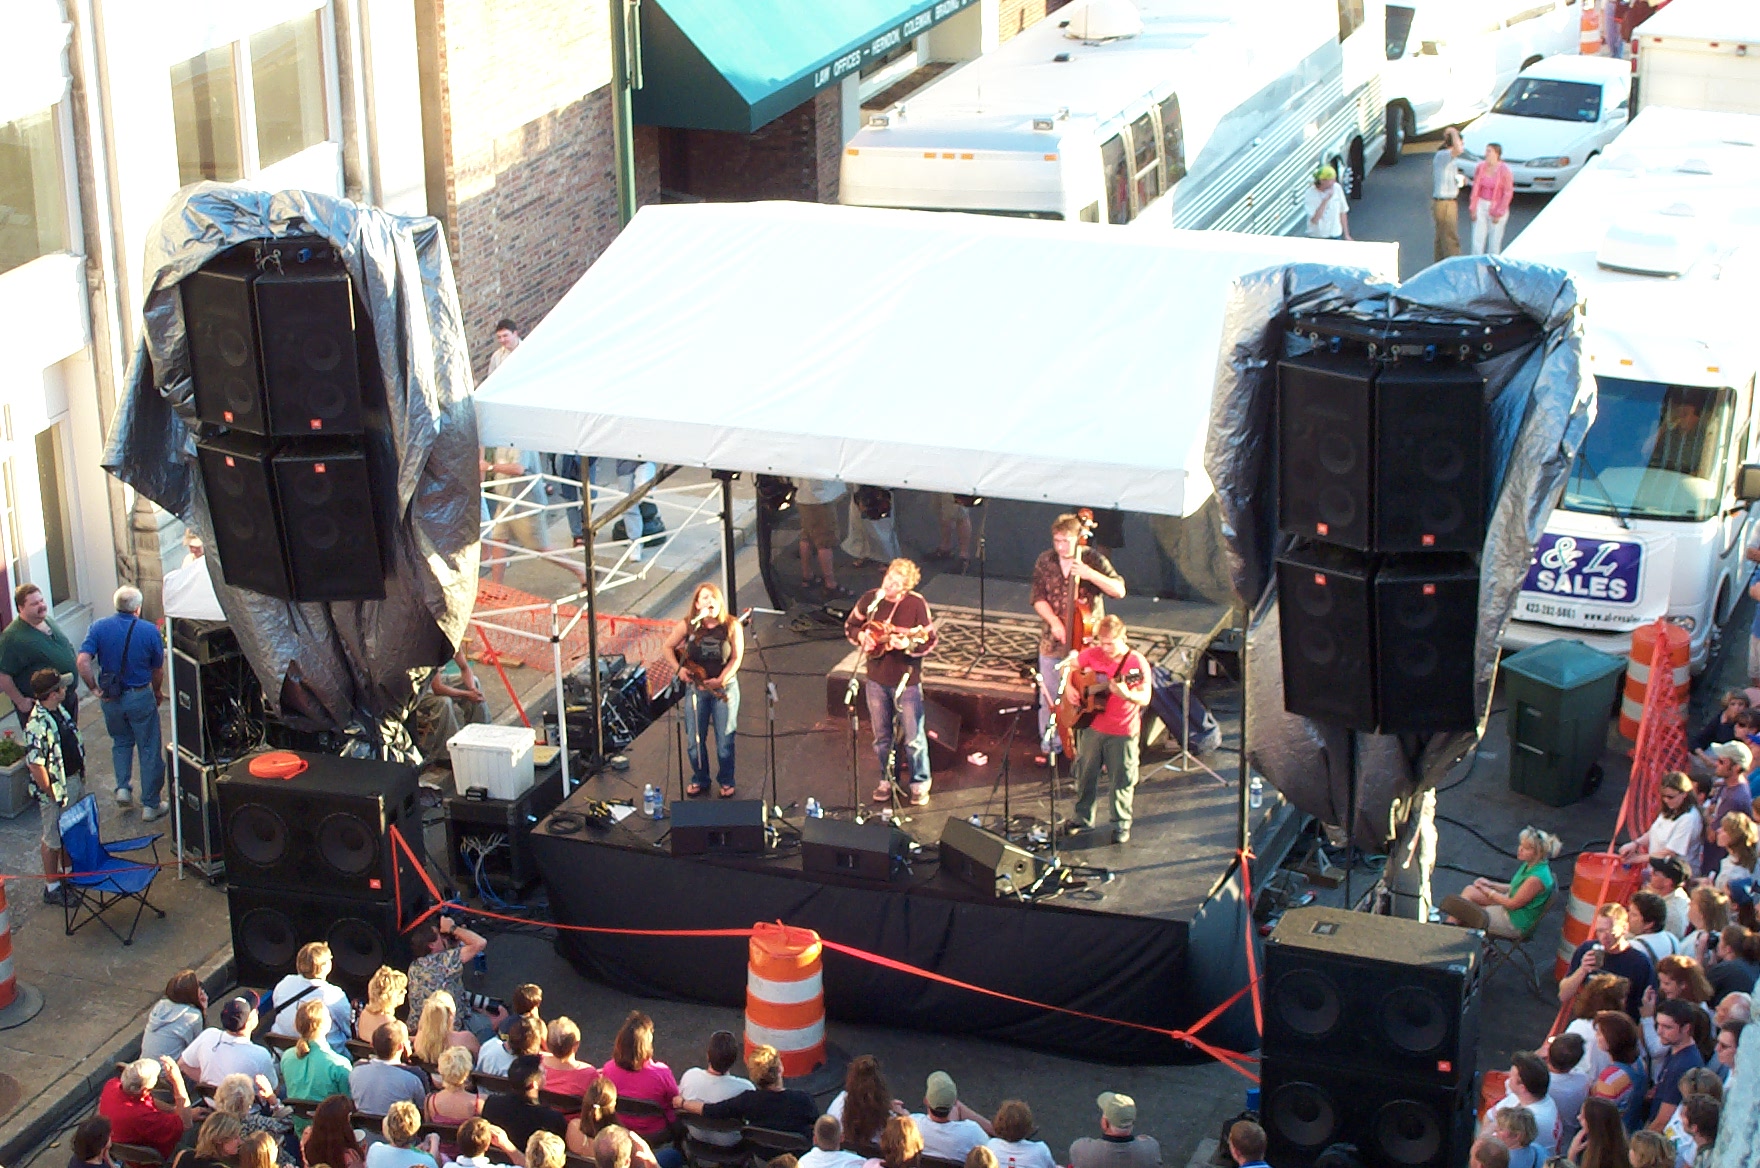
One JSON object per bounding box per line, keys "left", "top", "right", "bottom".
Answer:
{"left": 444, "top": 760, "right": 565, "bottom": 892}
{"left": 167, "top": 747, "right": 225, "bottom": 881}
{"left": 801, "top": 816, "right": 906, "bottom": 882}
{"left": 670, "top": 799, "right": 767, "bottom": 856}
{"left": 939, "top": 818, "right": 1042, "bottom": 898}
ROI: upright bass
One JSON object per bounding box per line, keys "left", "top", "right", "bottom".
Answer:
{"left": 1054, "top": 509, "right": 1100, "bottom": 756}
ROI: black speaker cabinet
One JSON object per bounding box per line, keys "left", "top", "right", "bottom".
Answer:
{"left": 253, "top": 253, "right": 366, "bottom": 437}
{"left": 228, "top": 884, "right": 418, "bottom": 996}
{"left": 1374, "top": 364, "right": 1487, "bottom": 554}
{"left": 938, "top": 818, "right": 1042, "bottom": 897}
{"left": 1279, "top": 354, "right": 1374, "bottom": 550}
{"left": 1265, "top": 907, "right": 1480, "bottom": 1087}
{"left": 217, "top": 751, "right": 424, "bottom": 901}
{"left": 1373, "top": 556, "right": 1479, "bottom": 734}
{"left": 1260, "top": 1056, "right": 1475, "bottom": 1168}
{"left": 1277, "top": 543, "right": 1376, "bottom": 731}
{"left": 923, "top": 697, "right": 963, "bottom": 770}
{"left": 198, "top": 431, "right": 293, "bottom": 599}
{"left": 173, "top": 645, "right": 261, "bottom": 765}
{"left": 443, "top": 761, "right": 566, "bottom": 892}
{"left": 168, "top": 747, "right": 224, "bottom": 881}
{"left": 184, "top": 257, "right": 268, "bottom": 433}
{"left": 271, "top": 438, "right": 387, "bottom": 601}
{"left": 801, "top": 817, "right": 905, "bottom": 882}
{"left": 670, "top": 799, "right": 767, "bottom": 856}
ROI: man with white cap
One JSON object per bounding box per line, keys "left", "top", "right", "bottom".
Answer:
{"left": 909, "top": 1072, "right": 991, "bottom": 1162}
{"left": 1701, "top": 740, "right": 1754, "bottom": 875}
{"left": 1069, "top": 1092, "right": 1161, "bottom": 1168}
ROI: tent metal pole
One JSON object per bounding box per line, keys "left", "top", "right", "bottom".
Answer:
{"left": 553, "top": 603, "right": 572, "bottom": 794}
{"left": 168, "top": 616, "right": 183, "bottom": 879}
{"left": 718, "top": 473, "right": 737, "bottom": 613}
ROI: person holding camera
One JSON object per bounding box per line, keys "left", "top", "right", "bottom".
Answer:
{"left": 407, "top": 915, "right": 507, "bottom": 1043}
{"left": 1560, "top": 904, "right": 1658, "bottom": 1021}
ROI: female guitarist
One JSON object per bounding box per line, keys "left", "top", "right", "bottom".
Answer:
{"left": 1030, "top": 512, "right": 1126, "bottom": 753}
{"left": 664, "top": 583, "right": 744, "bottom": 797}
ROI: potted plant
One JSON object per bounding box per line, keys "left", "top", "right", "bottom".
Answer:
{"left": 0, "top": 728, "right": 30, "bottom": 819}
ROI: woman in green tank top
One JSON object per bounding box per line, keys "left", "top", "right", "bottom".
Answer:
{"left": 1440, "top": 826, "right": 1560, "bottom": 939}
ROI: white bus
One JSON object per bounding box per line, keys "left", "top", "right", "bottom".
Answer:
{"left": 840, "top": 0, "right": 1387, "bottom": 234}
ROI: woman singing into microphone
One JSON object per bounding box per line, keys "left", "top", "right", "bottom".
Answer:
{"left": 664, "top": 583, "right": 744, "bottom": 797}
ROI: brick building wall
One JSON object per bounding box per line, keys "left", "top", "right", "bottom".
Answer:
{"left": 656, "top": 88, "right": 845, "bottom": 204}
{"left": 998, "top": 0, "right": 1072, "bottom": 40}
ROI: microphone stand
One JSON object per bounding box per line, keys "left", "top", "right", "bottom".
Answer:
{"left": 1027, "top": 664, "right": 1112, "bottom": 899}
{"left": 845, "top": 668, "right": 864, "bottom": 817}
{"left": 986, "top": 703, "right": 1035, "bottom": 839}
{"left": 743, "top": 607, "right": 787, "bottom": 821}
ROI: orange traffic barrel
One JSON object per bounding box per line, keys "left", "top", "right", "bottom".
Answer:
{"left": 1481, "top": 1070, "right": 1510, "bottom": 1121}
{"left": 1618, "top": 622, "right": 1689, "bottom": 740}
{"left": 1555, "top": 852, "right": 1643, "bottom": 979}
{"left": 745, "top": 922, "right": 826, "bottom": 1078}
{"left": 1580, "top": 3, "right": 1604, "bottom": 55}
{"left": 0, "top": 878, "right": 13, "bottom": 1011}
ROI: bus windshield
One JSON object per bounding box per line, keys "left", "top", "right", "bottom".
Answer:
{"left": 1386, "top": 5, "right": 1414, "bottom": 59}
{"left": 1561, "top": 377, "right": 1733, "bottom": 523}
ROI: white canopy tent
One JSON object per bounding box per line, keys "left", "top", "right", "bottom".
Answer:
{"left": 473, "top": 201, "right": 1396, "bottom": 518}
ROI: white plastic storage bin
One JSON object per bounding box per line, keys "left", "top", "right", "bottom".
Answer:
{"left": 449, "top": 723, "right": 536, "bottom": 800}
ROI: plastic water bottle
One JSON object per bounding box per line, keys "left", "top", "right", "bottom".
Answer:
{"left": 643, "top": 784, "right": 661, "bottom": 819}
{"left": 1250, "top": 775, "right": 1265, "bottom": 810}
{"left": 968, "top": 814, "right": 983, "bottom": 828}
{"left": 805, "top": 797, "right": 823, "bottom": 819}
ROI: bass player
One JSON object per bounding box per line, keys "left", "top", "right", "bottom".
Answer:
{"left": 663, "top": 582, "right": 744, "bottom": 797}
{"left": 844, "top": 558, "right": 939, "bottom": 805}
{"left": 1031, "top": 513, "right": 1126, "bottom": 748}
{"left": 1063, "top": 615, "right": 1151, "bottom": 845}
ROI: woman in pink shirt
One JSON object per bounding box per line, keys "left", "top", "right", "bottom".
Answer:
{"left": 601, "top": 1011, "right": 681, "bottom": 1158}
{"left": 1469, "top": 144, "right": 1515, "bottom": 256}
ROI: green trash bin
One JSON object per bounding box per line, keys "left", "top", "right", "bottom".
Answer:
{"left": 1501, "top": 639, "right": 1626, "bottom": 807}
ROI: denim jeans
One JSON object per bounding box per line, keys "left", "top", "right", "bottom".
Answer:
{"left": 684, "top": 676, "right": 740, "bottom": 788}
{"left": 104, "top": 685, "right": 165, "bottom": 805}
{"left": 865, "top": 678, "right": 931, "bottom": 789}
{"left": 1036, "top": 651, "right": 1064, "bottom": 750}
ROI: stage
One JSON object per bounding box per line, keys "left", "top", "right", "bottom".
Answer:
{"left": 529, "top": 597, "right": 1300, "bottom": 1064}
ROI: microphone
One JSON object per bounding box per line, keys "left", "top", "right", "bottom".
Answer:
{"left": 737, "top": 607, "right": 754, "bottom": 626}
{"left": 844, "top": 674, "right": 861, "bottom": 705}
{"left": 766, "top": 681, "right": 778, "bottom": 704}
{"left": 867, "top": 591, "right": 885, "bottom": 616}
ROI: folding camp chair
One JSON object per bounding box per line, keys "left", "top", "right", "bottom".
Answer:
{"left": 1479, "top": 890, "right": 1558, "bottom": 1001}
{"left": 58, "top": 793, "right": 165, "bottom": 945}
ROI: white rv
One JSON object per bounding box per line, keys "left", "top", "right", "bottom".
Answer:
{"left": 1501, "top": 106, "right": 1760, "bottom": 672}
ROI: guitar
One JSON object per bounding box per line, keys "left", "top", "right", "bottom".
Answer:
{"left": 1056, "top": 508, "right": 1101, "bottom": 755}
{"left": 1057, "top": 662, "right": 1146, "bottom": 740}
{"left": 857, "top": 620, "right": 934, "bottom": 658}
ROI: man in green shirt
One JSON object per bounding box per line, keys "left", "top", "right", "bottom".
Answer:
{"left": 0, "top": 583, "right": 80, "bottom": 728}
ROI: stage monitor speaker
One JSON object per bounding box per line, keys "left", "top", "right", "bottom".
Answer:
{"left": 924, "top": 697, "right": 963, "bottom": 770}
{"left": 1264, "top": 907, "right": 1480, "bottom": 1087}
{"left": 1277, "top": 543, "right": 1376, "bottom": 731}
{"left": 939, "top": 817, "right": 1042, "bottom": 898}
{"left": 228, "top": 884, "right": 418, "bottom": 997}
{"left": 197, "top": 431, "right": 293, "bottom": 599}
{"left": 1374, "top": 364, "right": 1487, "bottom": 554}
{"left": 801, "top": 817, "right": 905, "bottom": 882}
{"left": 1373, "top": 556, "right": 1479, "bottom": 733}
{"left": 183, "top": 257, "right": 268, "bottom": 433}
{"left": 217, "top": 751, "right": 424, "bottom": 900}
{"left": 670, "top": 799, "right": 767, "bottom": 856}
{"left": 1259, "top": 1056, "right": 1474, "bottom": 1168}
{"left": 1278, "top": 354, "right": 1373, "bottom": 551}
{"left": 253, "top": 249, "right": 367, "bottom": 436}
{"left": 271, "top": 438, "right": 387, "bottom": 601}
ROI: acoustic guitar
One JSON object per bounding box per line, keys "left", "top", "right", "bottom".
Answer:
{"left": 1056, "top": 661, "right": 1146, "bottom": 744}
{"left": 858, "top": 620, "right": 934, "bottom": 658}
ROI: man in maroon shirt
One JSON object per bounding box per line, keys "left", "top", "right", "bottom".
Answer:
{"left": 1063, "top": 616, "right": 1151, "bottom": 844}
{"left": 98, "top": 1057, "right": 205, "bottom": 1158}
{"left": 845, "top": 559, "right": 939, "bottom": 805}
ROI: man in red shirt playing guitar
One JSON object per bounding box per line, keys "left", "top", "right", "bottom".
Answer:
{"left": 1062, "top": 615, "right": 1151, "bottom": 844}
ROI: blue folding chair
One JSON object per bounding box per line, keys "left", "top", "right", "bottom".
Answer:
{"left": 58, "top": 793, "right": 165, "bottom": 945}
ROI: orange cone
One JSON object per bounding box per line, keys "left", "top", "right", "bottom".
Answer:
{"left": 745, "top": 922, "right": 826, "bottom": 1078}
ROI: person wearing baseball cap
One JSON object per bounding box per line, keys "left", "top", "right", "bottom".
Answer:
{"left": 909, "top": 1072, "right": 991, "bottom": 1162}
{"left": 178, "top": 991, "right": 278, "bottom": 1089}
{"left": 1701, "top": 742, "right": 1754, "bottom": 877}
{"left": 1069, "top": 1092, "right": 1160, "bottom": 1168}
{"left": 1648, "top": 855, "right": 1694, "bottom": 937}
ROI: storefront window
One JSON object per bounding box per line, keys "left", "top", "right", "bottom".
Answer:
{"left": 0, "top": 108, "right": 69, "bottom": 277}
{"left": 172, "top": 46, "right": 244, "bottom": 185}
{"left": 251, "top": 13, "right": 329, "bottom": 167}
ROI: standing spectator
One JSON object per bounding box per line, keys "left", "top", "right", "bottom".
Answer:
{"left": 1069, "top": 1092, "right": 1160, "bottom": 1168}
{"left": 1684, "top": 888, "right": 1731, "bottom": 966}
{"left": 1490, "top": 1107, "right": 1541, "bottom": 1168}
{"left": 1489, "top": 1054, "right": 1559, "bottom": 1155}
{"left": 1468, "top": 1137, "right": 1509, "bottom": 1168}
{"left": 1629, "top": 892, "right": 1684, "bottom": 963}
{"left": 180, "top": 994, "right": 279, "bottom": 1090}
{"left": 1225, "top": 1121, "right": 1268, "bottom": 1168}
{"left": 600, "top": 1012, "right": 679, "bottom": 1145}
{"left": 985, "top": 1102, "right": 1057, "bottom": 1168}
{"left": 1692, "top": 692, "right": 1748, "bottom": 757}
{"left": 1641, "top": 956, "right": 1715, "bottom": 1071}
{"left": 1646, "top": 1000, "right": 1705, "bottom": 1131}
{"left": 76, "top": 585, "right": 165, "bottom": 816}
{"left": 351, "top": 1021, "right": 428, "bottom": 1114}
{"left": 0, "top": 582, "right": 80, "bottom": 728}
{"left": 300, "top": 1096, "right": 365, "bottom": 1168}
{"left": 367, "top": 1102, "right": 441, "bottom": 1168}
{"left": 1568, "top": 1098, "right": 1629, "bottom": 1168}
{"left": 1626, "top": 1130, "right": 1671, "bottom": 1168}
{"left": 479, "top": 1017, "right": 543, "bottom": 1078}
{"left": 541, "top": 1018, "right": 598, "bottom": 1098}
{"left": 678, "top": 1044, "right": 818, "bottom": 1142}
{"left": 1546, "top": 1034, "right": 1590, "bottom": 1149}
{"left": 1589, "top": 1011, "right": 1650, "bottom": 1130}
{"left": 485, "top": 446, "right": 583, "bottom": 585}
{"left": 489, "top": 320, "right": 522, "bottom": 375}
{"left": 1468, "top": 144, "right": 1515, "bottom": 255}
{"left": 415, "top": 991, "right": 481, "bottom": 1066}
{"left": 69, "top": 1116, "right": 116, "bottom": 1168}
{"left": 1660, "top": 1068, "right": 1721, "bottom": 1164}
{"left": 843, "top": 487, "right": 901, "bottom": 569}
{"left": 1711, "top": 1018, "right": 1745, "bottom": 1083}
{"left": 1560, "top": 904, "right": 1659, "bottom": 1020}
{"left": 927, "top": 496, "right": 975, "bottom": 575}
{"left": 1432, "top": 128, "right": 1466, "bottom": 261}
{"left": 407, "top": 915, "right": 503, "bottom": 1041}
{"left": 1707, "top": 812, "right": 1757, "bottom": 890}
{"left": 25, "top": 667, "right": 84, "bottom": 906}
{"left": 600, "top": 459, "right": 665, "bottom": 563}
{"left": 1679, "top": 1097, "right": 1718, "bottom": 1168}
{"left": 677, "top": 1030, "right": 751, "bottom": 1147}
{"left": 1648, "top": 857, "right": 1694, "bottom": 938}
{"left": 1604, "top": 0, "right": 1631, "bottom": 58}
{"left": 142, "top": 970, "right": 208, "bottom": 1062}
{"left": 281, "top": 999, "right": 354, "bottom": 1120}
{"left": 909, "top": 1072, "right": 991, "bottom": 1163}
{"left": 1708, "top": 924, "right": 1760, "bottom": 1001}
{"left": 796, "top": 479, "right": 850, "bottom": 599}
{"left": 1554, "top": 973, "right": 1632, "bottom": 1078}
{"left": 802, "top": 1117, "right": 866, "bottom": 1168}
{"left": 265, "top": 942, "right": 353, "bottom": 1049}
{"left": 481, "top": 1055, "right": 567, "bottom": 1151}
{"left": 1302, "top": 166, "right": 1351, "bottom": 240}
{"left": 1698, "top": 743, "right": 1753, "bottom": 875}
{"left": 99, "top": 1058, "right": 203, "bottom": 1159}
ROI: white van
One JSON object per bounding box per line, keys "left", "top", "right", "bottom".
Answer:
{"left": 1500, "top": 106, "right": 1760, "bottom": 672}
{"left": 1382, "top": 0, "right": 1584, "bottom": 160}
{"left": 1633, "top": 0, "right": 1760, "bottom": 116}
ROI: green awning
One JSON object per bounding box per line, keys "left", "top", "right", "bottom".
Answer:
{"left": 634, "top": 0, "right": 977, "bottom": 133}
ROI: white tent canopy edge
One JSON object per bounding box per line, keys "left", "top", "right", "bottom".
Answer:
{"left": 472, "top": 201, "right": 1397, "bottom": 518}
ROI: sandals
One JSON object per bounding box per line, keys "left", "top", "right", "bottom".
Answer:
{"left": 686, "top": 780, "right": 709, "bottom": 797}
{"left": 718, "top": 782, "right": 738, "bottom": 798}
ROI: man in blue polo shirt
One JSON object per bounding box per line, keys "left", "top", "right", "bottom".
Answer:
{"left": 76, "top": 585, "right": 166, "bottom": 818}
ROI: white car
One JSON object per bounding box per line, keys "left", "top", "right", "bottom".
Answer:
{"left": 1456, "top": 56, "right": 1633, "bottom": 193}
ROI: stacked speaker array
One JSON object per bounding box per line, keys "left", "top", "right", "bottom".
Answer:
{"left": 219, "top": 752, "right": 428, "bottom": 996}
{"left": 1276, "top": 316, "right": 1522, "bottom": 733}
{"left": 1261, "top": 907, "right": 1481, "bottom": 1168}
{"left": 184, "top": 238, "right": 392, "bottom": 603}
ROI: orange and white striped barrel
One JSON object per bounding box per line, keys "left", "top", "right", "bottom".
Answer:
{"left": 1580, "top": 3, "right": 1605, "bottom": 55}
{"left": 1555, "top": 852, "right": 1644, "bottom": 979}
{"left": 745, "top": 922, "right": 826, "bottom": 1078}
{"left": 0, "top": 879, "right": 15, "bottom": 1011}
{"left": 1618, "top": 622, "right": 1689, "bottom": 740}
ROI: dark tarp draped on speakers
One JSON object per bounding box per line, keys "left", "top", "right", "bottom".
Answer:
{"left": 101, "top": 185, "right": 481, "bottom": 749}
{"left": 1204, "top": 255, "right": 1592, "bottom": 860}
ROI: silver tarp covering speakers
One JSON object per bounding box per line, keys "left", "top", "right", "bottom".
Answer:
{"left": 1205, "top": 255, "right": 1593, "bottom": 861}
{"left": 101, "top": 185, "right": 480, "bottom": 752}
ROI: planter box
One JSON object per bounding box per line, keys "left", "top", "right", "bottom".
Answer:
{"left": 0, "top": 758, "right": 31, "bottom": 819}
